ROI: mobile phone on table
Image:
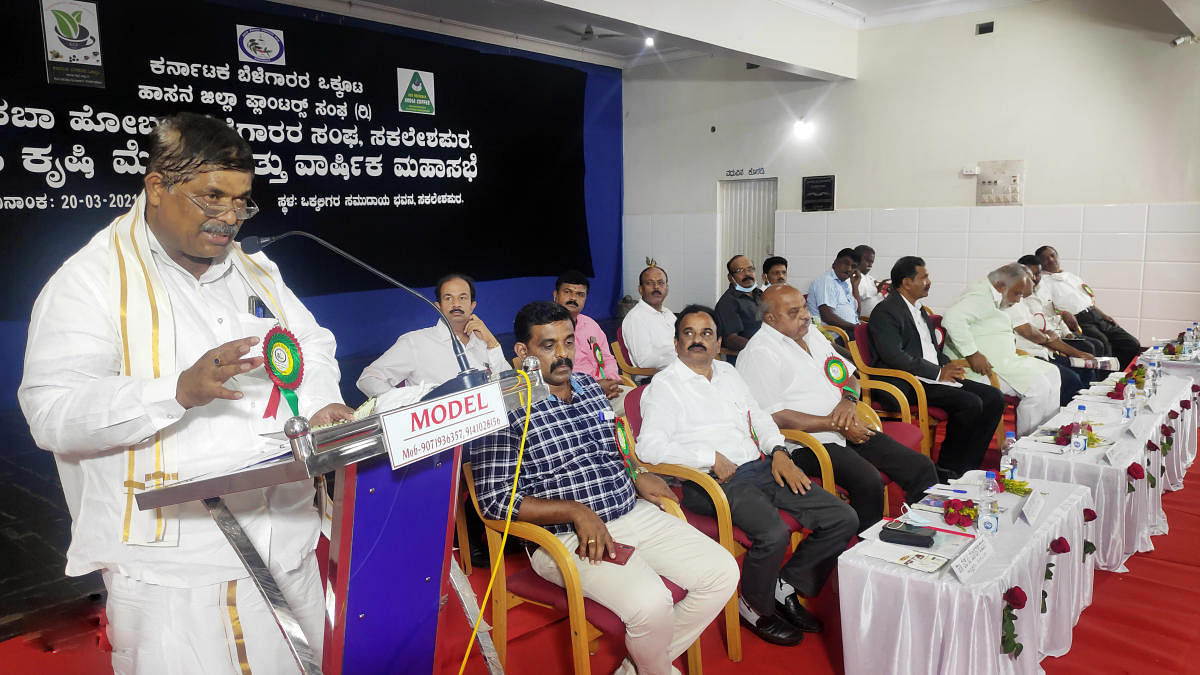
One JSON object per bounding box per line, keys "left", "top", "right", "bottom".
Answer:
{"left": 606, "top": 542, "right": 636, "bottom": 565}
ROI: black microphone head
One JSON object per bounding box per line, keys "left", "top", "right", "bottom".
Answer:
{"left": 239, "top": 236, "right": 266, "bottom": 255}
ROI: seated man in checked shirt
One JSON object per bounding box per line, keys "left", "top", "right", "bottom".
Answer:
{"left": 467, "top": 301, "right": 738, "bottom": 675}
{"left": 636, "top": 305, "right": 858, "bottom": 648}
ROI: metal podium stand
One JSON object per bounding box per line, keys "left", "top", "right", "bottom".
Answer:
{"left": 135, "top": 372, "right": 548, "bottom": 674}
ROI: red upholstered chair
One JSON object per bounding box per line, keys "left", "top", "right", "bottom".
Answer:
{"left": 612, "top": 327, "right": 658, "bottom": 380}
{"left": 624, "top": 386, "right": 837, "bottom": 662}
{"left": 462, "top": 463, "right": 704, "bottom": 675}
{"left": 851, "top": 322, "right": 949, "bottom": 460}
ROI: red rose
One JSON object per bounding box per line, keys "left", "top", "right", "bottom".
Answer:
{"left": 947, "top": 498, "right": 964, "bottom": 511}
{"left": 1147, "top": 440, "right": 1159, "bottom": 453}
{"left": 1083, "top": 508, "right": 1097, "bottom": 522}
{"left": 1003, "top": 586, "right": 1027, "bottom": 610}
{"left": 1049, "top": 537, "right": 1071, "bottom": 554}
{"left": 964, "top": 499, "right": 975, "bottom": 509}
{"left": 1182, "top": 400, "right": 1192, "bottom": 410}
{"left": 1161, "top": 425, "right": 1175, "bottom": 437}
{"left": 996, "top": 480, "right": 1006, "bottom": 493}
{"left": 1128, "top": 462, "right": 1145, "bottom": 480}
{"left": 1169, "top": 410, "right": 1180, "bottom": 420}
{"left": 959, "top": 515, "right": 973, "bottom": 527}
{"left": 945, "top": 511, "right": 961, "bottom": 526}
{"left": 1192, "top": 384, "right": 1199, "bottom": 393}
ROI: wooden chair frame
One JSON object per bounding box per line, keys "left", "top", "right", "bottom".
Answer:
{"left": 611, "top": 332, "right": 659, "bottom": 380}
{"left": 461, "top": 463, "right": 703, "bottom": 675}
{"left": 848, "top": 340, "right": 940, "bottom": 457}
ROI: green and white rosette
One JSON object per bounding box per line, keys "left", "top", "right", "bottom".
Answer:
{"left": 262, "top": 326, "right": 304, "bottom": 419}
{"left": 1081, "top": 283, "right": 1095, "bottom": 298}
{"left": 824, "top": 355, "right": 849, "bottom": 388}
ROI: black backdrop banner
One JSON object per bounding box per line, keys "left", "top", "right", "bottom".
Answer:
{"left": 0, "top": 0, "right": 593, "bottom": 320}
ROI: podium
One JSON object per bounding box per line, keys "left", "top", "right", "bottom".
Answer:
{"left": 136, "top": 372, "right": 548, "bottom": 674}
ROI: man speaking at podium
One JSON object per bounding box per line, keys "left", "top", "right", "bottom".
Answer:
{"left": 19, "top": 112, "right": 353, "bottom": 673}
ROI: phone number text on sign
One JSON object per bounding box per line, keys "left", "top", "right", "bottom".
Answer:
{"left": 381, "top": 382, "right": 508, "bottom": 470}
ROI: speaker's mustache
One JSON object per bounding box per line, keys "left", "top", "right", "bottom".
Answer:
{"left": 551, "top": 357, "right": 573, "bottom": 371}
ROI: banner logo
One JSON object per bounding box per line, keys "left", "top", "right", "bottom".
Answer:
{"left": 397, "top": 68, "right": 436, "bottom": 115}
{"left": 237, "top": 25, "right": 286, "bottom": 65}
{"left": 40, "top": 0, "right": 105, "bottom": 87}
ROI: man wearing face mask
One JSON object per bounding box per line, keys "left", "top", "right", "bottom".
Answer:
{"left": 356, "top": 273, "right": 508, "bottom": 395}
{"left": 942, "top": 264, "right": 1062, "bottom": 436}
{"left": 714, "top": 255, "right": 764, "bottom": 358}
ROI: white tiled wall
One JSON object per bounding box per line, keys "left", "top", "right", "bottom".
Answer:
{"left": 765, "top": 203, "right": 1200, "bottom": 342}
{"left": 622, "top": 212, "right": 720, "bottom": 310}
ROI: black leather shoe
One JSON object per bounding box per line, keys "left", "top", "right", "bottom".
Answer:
{"left": 741, "top": 613, "right": 803, "bottom": 646}
{"left": 469, "top": 543, "right": 490, "bottom": 570}
{"left": 776, "top": 594, "right": 824, "bottom": 633}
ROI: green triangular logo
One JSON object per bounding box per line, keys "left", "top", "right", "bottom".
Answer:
{"left": 401, "top": 71, "right": 434, "bottom": 115}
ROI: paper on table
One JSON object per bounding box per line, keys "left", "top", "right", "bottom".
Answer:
{"left": 855, "top": 540, "right": 951, "bottom": 573}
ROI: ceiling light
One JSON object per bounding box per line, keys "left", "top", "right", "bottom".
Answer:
{"left": 644, "top": 36, "right": 655, "bottom": 47}
{"left": 793, "top": 119, "right": 814, "bottom": 140}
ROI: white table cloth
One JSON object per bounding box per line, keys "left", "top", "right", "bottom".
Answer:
{"left": 1008, "top": 374, "right": 1193, "bottom": 572}
{"left": 839, "top": 480, "right": 1094, "bottom": 675}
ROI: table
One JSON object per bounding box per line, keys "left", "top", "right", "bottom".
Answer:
{"left": 840, "top": 480, "right": 1095, "bottom": 675}
{"left": 1008, "top": 374, "right": 1195, "bottom": 572}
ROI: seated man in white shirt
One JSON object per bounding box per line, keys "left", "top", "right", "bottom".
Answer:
{"left": 1035, "top": 245, "right": 1142, "bottom": 368}
{"left": 356, "top": 273, "right": 508, "bottom": 396}
{"left": 1017, "top": 254, "right": 1106, "bottom": 359}
{"left": 943, "top": 264, "right": 1062, "bottom": 436}
{"left": 851, "top": 244, "right": 887, "bottom": 318}
{"left": 737, "top": 285, "right": 937, "bottom": 532}
{"left": 621, "top": 265, "right": 676, "bottom": 371}
{"left": 637, "top": 305, "right": 858, "bottom": 647}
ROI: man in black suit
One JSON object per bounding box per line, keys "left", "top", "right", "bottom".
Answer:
{"left": 866, "top": 256, "right": 1005, "bottom": 478}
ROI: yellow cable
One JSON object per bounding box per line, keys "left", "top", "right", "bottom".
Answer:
{"left": 459, "top": 369, "right": 534, "bottom": 675}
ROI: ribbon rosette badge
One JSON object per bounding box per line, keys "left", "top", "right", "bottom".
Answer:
{"left": 1081, "top": 283, "right": 1095, "bottom": 298}
{"left": 824, "top": 356, "right": 849, "bottom": 388}
{"left": 262, "top": 326, "right": 304, "bottom": 419}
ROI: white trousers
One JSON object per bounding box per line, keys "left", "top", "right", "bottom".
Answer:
{"left": 529, "top": 500, "right": 739, "bottom": 675}
{"left": 104, "top": 552, "right": 325, "bottom": 675}
{"left": 998, "top": 367, "right": 1062, "bottom": 437}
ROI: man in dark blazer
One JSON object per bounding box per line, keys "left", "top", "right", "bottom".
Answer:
{"left": 866, "top": 256, "right": 1005, "bottom": 478}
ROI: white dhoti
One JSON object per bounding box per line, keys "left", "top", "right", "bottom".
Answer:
{"left": 997, "top": 367, "right": 1062, "bottom": 437}
{"left": 104, "top": 552, "right": 324, "bottom": 675}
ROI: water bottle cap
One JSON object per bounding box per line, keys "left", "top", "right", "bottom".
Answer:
{"left": 985, "top": 470, "right": 996, "bottom": 478}
{"left": 1005, "top": 431, "right": 1015, "bottom": 438}
{"left": 1077, "top": 404, "right": 1086, "bottom": 410}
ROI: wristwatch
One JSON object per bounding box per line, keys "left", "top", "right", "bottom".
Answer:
{"left": 770, "top": 447, "right": 789, "bottom": 460}
{"left": 842, "top": 385, "right": 860, "bottom": 403}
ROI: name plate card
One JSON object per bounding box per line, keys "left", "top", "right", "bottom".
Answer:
{"left": 382, "top": 382, "right": 508, "bottom": 470}
{"left": 950, "top": 535, "right": 994, "bottom": 583}
{"left": 1020, "top": 490, "right": 1046, "bottom": 525}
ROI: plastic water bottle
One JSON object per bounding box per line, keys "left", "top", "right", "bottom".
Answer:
{"left": 1071, "top": 405, "right": 1089, "bottom": 453}
{"left": 1147, "top": 347, "right": 1161, "bottom": 397}
{"left": 1189, "top": 322, "right": 1199, "bottom": 355}
{"left": 979, "top": 470, "right": 1001, "bottom": 535}
{"left": 999, "top": 432, "right": 1017, "bottom": 480}
{"left": 1122, "top": 382, "right": 1136, "bottom": 421}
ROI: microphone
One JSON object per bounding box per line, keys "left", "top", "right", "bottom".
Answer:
{"left": 239, "top": 231, "right": 487, "bottom": 400}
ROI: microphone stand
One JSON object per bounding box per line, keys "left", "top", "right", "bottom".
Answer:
{"left": 240, "top": 231, "right": 488, "bottom": 400}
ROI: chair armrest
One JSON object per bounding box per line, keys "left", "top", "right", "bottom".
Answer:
{"left": 779, "top": 429, "right": 836, "bottom": 495}
{"left": 860, "top": 380, "right": 911, "bottom": 423}
{"left": 638, "top": 457, "right": 738, "bottom": 554}
{"left": 1016, "top": 349, "right": 1029, "bottom": 357}
{"left": 817, "top": 324, "right": 850, "bottom": 346}
{"left": 611, "top": 341, "right": 658, "bottom": 378}
{"left": 854, "top": 401, "right": 884, "bottom": 431}
{"left": 659, "top": 498, "right": 686, "bottom": 521}
{"left": 854, "top": 363, "right": 930, "bottom": 416}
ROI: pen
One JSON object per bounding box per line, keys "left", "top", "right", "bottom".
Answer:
{"left": 942, "top": 488, "right": 969, "bottom": 494}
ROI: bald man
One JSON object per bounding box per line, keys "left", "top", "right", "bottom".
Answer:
{"left": 737, "top": 285, "right": 937, "bottom": 531}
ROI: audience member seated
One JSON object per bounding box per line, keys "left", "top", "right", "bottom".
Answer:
{"left": 714, "top": 254, "right": 765, "bottom": 357}
{"left": 737, "top": 285, "right": 937, "bottom": 532}
{"left": 636, "top": 305, "right": 858, "bottom": 647}
{"left": 1018, "top": 254, "right": 1107, "bottom": 358}
{"left": 942, "top": 264, "right": 1062, "bottom": 436}
{"left": 621, "top": 265, "right": 677, "bottom": 371}
{"left": 357, "top": 273, "right": 507, "bottom": 396}
{"left": 1006, "top": 272, "right": 1094, "bottom": 403}
{"left": 1036, "top": 245, "right": 1143, "bottom": 368}
{"left": 467, "top": 301, "right": 740, "bottom": 675}
{"left": 867, "top": 256, "right": 1004, "bottom": 478}
{"left": 762, "top": 255, "right": 788, "bottom": 289}
{"left": 852, "top": 244, "right": 887, "bottom": 318}
{"left": 806, "top": 248, "right": 860, "bottom": 339}
{"left": 554, "top": 270, "right": 631, "bottom": 415}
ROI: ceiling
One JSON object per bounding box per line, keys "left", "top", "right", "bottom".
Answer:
{"left": 275, "top": 0, "right": 1039, "bottom": 71}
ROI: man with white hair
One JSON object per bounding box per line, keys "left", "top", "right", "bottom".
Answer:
{"left": 942, "top": 264, "right": 1062, "bottom": 436}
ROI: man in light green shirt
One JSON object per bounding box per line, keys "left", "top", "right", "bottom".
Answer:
{"left": 942, "top": 263, "right": 1061, "bottom": 437}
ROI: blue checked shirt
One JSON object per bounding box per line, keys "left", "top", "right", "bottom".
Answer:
{"left": 467, "top": 373, "right": 636, "bottom": 535}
